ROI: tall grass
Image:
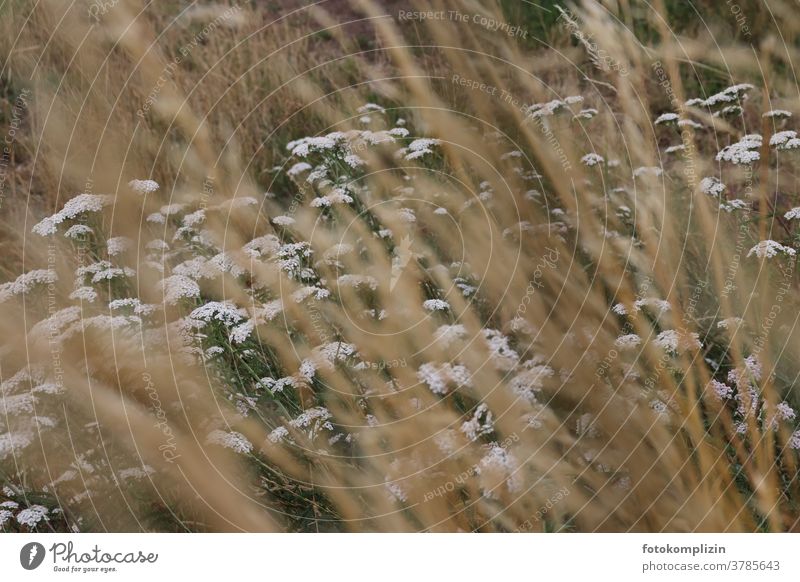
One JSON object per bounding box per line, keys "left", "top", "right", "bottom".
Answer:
{"left": 1, "top": 0, "right": 799, "bottom": 532}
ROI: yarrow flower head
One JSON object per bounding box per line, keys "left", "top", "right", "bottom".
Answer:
{"left": 128, "top": 179, "right": 160, "bottom": 195}
{"left": 699, "top": 177, "right": 726, "bottom": 197}
{"left": 716, "top": 134, "right": 762, "bottom": 165}
{"left": 654, "top": 329, "right": 701, "bottom": 353}
{"left": 615, "top": 334, "right": 641, "bottom": 350}
{"left": 747, "top": 240, "right": 796, "bottom": 259}
{"left": 15, "top": 505, "right": 49, "bottom": 528}
{"left": 581, "top": 153, "right": 604, "bottom": 167}
{"left": 206, "top": 430, "right": 253, "bottom": 454}
{"left": 423, "top": 299, "right": 450, "bottom": 311}
{"left": 654, "top": 112, "right": 679, "bottom": 125}
{"left": 32, "top": 194, "right": 113, "bottom": 236}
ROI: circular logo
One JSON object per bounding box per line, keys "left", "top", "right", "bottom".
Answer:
{"left": 19, "top": 542, "right": 46, "bottom": 570}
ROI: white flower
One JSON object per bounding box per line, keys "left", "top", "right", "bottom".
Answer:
{"left": 654, "top": 329, "right": 701, "bottom": 353}
{"left": 256, "top": 376, "right": 297, "bottom": 394}
{"left": 763, "top": 109, "right": 792, "bottom": 119}
{"left": 287, "top": 134, "right": 343, "bottom": 157}
{"left": 160, "top": 203, "right": 185, "bottom": 216}
{"left": 716, "top": 134, "right": 762, "bottom": 165}
{"left": 677, "top": 119, "right": 703, "bottom": 129}
{"left": 785, "top": 207, "right": 800, "bottom": 220}
{"left": 720, "top": 199, "right": 749, "bottom": 212}
{"left": 573, "top": 108, "right": 598, "bottom": 120}
{"left": 128, "top": 179, "right": 160, "bottom": 195}
{"left": 615, "top": 334, "right": 641, "bottom": 349}
{"left": 107, "top": 236, "right": 132, "bottom": 256}
{"left": 403, "top": 138, "right": 440, "bottom": 161}
{"left": 69, "top": 286, "right": 97, "bottom": 303}
{"left": 461, "top": 403, "right": 494, "bottom": 441}
{"left": 709, "top": 380, "right": 733, "bottom": 400}
{"left": 357, "top": 103, "right": 385, "bottom": 114}
{"left": 717, "top": 317, "right": 743, "bottom": 329}
{"left": 699, "top": 176, "right": 725, "bottom": 196}
{"left": 715, "top": 105, "right": 742, "bottom": 118}
{"left": 177, "top": 210, "right": 204, "bottom": 228}
{"left": 633, "top": 297, "right": 671, "bottom": 315}
{"left": 0, "top": 269, "right": 57, "bottom": 302}
{"left": 206, "top": 430, "right": 253, "bottom": 454}
{"left": 477, "top": 443, "right": 521, "bottom": 496}
{"left": 259, "top": 299, "right": 284, "bottom": 321}
{"left": 697, "top": 83, "right": 754, "bottom": 107}
{"left": 434, "top": 324, "right": 467, "bottom": 347}
{"left": 747, "top": 240, "right": 796, "bottom": 259}
{"left": 633, "top": 166, "right": 663, "bottom": 177}
{"left": 118, "top": 466, "right": 155, "bottom": 481}
{"left": 310, "top": 188, "right": 354, "bottom": 207}
{"left": 343, "top": 154, "right": 365, "bottom": 168}
{"left": 287, "top": 162, "right": 312, "bottom": 177}
{"left": 776, "top": 402, "right": 796, "bottom": 421}
{"left": 189, "top": 301, "right": 246, "bottom": 327}
{"left": 64, "top": 224, "right": 93, "bottom": 239}
{"left": 337, "top": 274, "right": 378, "bottom": 290}
{"left": 769, "top": 130, "right": 797, "bottom": 147}
{"left": 398, "top": 207, "right": 416, "bottom": 223}
{"left": 160, "top": 275, "right": 201, "bottom": 304}
{"left": 32, "top": 194, "right": 113, "bottom": 236}
{"left": 423, "top": 299, "right": 449, "bottom": 311}
{"left": 292, "top": 285, "right": 329, "bottom": 302}
{"left": 581, "top": 153, "right": 604, "bottom": 166}
{"left": 509, "top": 364, "right": 553, "bottom": 400}
{"left": 483, "top": 329, "right": 519, "bottom": 370}
{"left": 654, "top": 112, "right": 679, "bottom": 124}
{"left": 288, "top": 406, "right": 334, "bottom": 438}
{"left": 243, "top": 234, "right": 280, "bottom": 259}
{"left": 526, "top": 99, "right": 567, "bottom": 118}
{"left": 417, "top": 362, "right": 472, "bottom": 394}
{"left": 665, "top": 144, "right": 685, "bottom": 154}
{"left": 268, "top": 426, "right": 289, "bottom": 443}
{"left": 15, "top": 505, "right": 49, "bottom": 528}
{"left": 0, "top": 431, "right": 34, "bottom": 459}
